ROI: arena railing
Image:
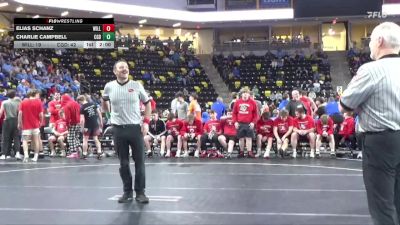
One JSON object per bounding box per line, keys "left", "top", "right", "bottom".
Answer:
{"left": 213, "top": 41, "right": 312, "bottom": 52}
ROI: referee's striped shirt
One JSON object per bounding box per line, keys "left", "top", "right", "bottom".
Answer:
{"left": 103, "top": 80, "right": 149, "bottom": 125}
{"left": 340, "top": 54, "right": 400, "bottom": 132}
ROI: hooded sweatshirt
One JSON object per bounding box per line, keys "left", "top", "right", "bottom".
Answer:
{"left": 61, "top": 95, "right": 81, "bottom": 126}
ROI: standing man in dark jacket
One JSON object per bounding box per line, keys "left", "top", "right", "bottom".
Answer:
{"left": 0, "top": 90, "right": 21, "bottom": 159}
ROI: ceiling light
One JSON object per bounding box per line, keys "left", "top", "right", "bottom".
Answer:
{"left": 172, "top": 22, "right": 181, "bottom": 27}
{"left": 138, "top": 19, "right": 147, "bottom": 24}
{"left": 0, "top": 2, "right": 9, "bottom": 8}
{"left": 102, "top": 14, "right": 113, "bottom": 18}
{"left": 383, "top": 3, "right": 400, "bottom": 15}
{"left": 13, "top": 0, "right": 294, "bottom": 22}
{"left": 33, "top": 15, "right": 40, "bottom": 18}
{"left": 16, "top": 6, "right": 23, "bottom": 12}
{"left": 61, "top": 11, "right": 69, "bottom": 16}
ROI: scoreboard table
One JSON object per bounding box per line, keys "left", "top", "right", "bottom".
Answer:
{"left": 13, "top": 18, "right": 115, "bottom": 49}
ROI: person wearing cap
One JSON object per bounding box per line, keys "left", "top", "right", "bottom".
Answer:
{"left": 232, "top": 87, "right": 259, "bottom": 158}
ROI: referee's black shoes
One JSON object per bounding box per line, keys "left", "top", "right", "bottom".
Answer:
{"left": 118, "top": 192, "right": 150, "bottom": 204}
{"left": 135, "top": 193, "right": 150, "bottom": 204}
{"left": 118, "top": 192, "right": 133, "bottom": 203}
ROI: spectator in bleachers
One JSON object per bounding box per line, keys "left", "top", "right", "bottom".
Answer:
{"left": 211, "top": 97, "right": 226, "bottom": 120}
{"left": 17, "top": 79, "right": 29, "bottom": 97}
{"left": 61, "top": 94, "right": 81, "bottom": 159}
{"left": 232, "top": 87, "right": 259, "bottom": 158}
{"left": 300, "top": 90, "right": 317, "bottom": 117}
{"left": 188, "top": 92, "right": 201, "bottom": 121}
{"left": 175, "top": 92, "right": 188, "bottom": 120}
{"left": 174, "top": 37, "right": 181, "bottom": 50}
{"left": 218, "top": 109, "right": 236, "bottom": 159}
{"left": 142, "top": 71, "right": 152, "bottom": 85}
{"left": 0, "top": 89, "right": 21, "bottom": 160}
{"left": 251, "top": 92, "right": 262, "bottom": 115}
{"left": 48, "top": 111, "right": 68, "bottom": 157}
{"left": 201, "top": 110, "right": 210, "bottom": 124}
{"left": 78, "top": 74, "right": 91, "bottom": 94}
{"left": 316, "top": 114, "right": 335, "bottom": 158}
{"left": 320, "top": 89, "right": 329, "bottom": 98}
{"left": 167, "top": 37, "right": 173, "bottom": 48}
{"left": 77, "top": 95, "right": 103, "bottom": 159}
{"left": 286, "top": 90, "right": 305, "bottom": 117}
{"left": 201, "top": 110, "right": 223, "bottom": 158}
{"left": 229, "top": 92, "right": 238, "bottom": 110}
{"left": 48, "top": 92, "right": 61, "bottom": 128}
{"left": 18, "top": 89, "right": 43, "bottom": 162}
{"left": 273, "top": 90, "right": 281, "bottom": 102}
{"left": 256, "top": 108, "right": 274, "bottom": 158}
{"left": 273, "top": 109, "right": 293, "bottom": 157}
{"left": 335, "top": 111, "right": 356, "bottom": 150}
{"left": 325, "top": 97, "right": 340, "bottom": 116}
{"left": 143, "top": 110, "right": 166, "bottom": 157}
{"left": 314, "top": 97, "right": 327, "bottom": 118}
{"left": 180, "top": 114, "right": 202, "bottom": 158}
{"left": 278, "top": 93, "right": 289, "bottom": 110}
{"left": 312, "top": 80, "right": 321, "bottom": 93}
{"left": 170, "top": 93, "right": 179, "bottom": 115}
{"left": 232, "top": 66, "right": 240, "bottom": 79}
{"left": 291, "top": 107, "right": 316, "bottom": 158}
{"left": 162, "top": 112, "right": 183, "bottom": 158}
{"left": 252, "top": 85, "right": 259, "bottom": 98}
{"left": 15, "top": 69, "right": 28, "bottom": 81}
{"left": 1, "top": 60, "right": 13, "bottom": 76}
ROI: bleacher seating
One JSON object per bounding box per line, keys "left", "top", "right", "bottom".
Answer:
{"left": 213, "top": 52, "right": 333, "bottom": 102}
{"left": 32, "top": 47, "right": 218, "bottom": 110}
{"left": 347, "top": 48, "right": 371, "bottom": 76}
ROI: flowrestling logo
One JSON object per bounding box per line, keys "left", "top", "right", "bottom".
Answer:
{"left": 367, "top": 11, "right": 387, "bottom": 19}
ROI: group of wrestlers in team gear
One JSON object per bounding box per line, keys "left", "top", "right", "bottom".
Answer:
{"left": 144, "top": 89, "right": 356, "bottom": 159}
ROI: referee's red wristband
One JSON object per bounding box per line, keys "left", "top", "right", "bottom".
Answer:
{"left": 143, "top": 118, "right": 150, "bottom": 125}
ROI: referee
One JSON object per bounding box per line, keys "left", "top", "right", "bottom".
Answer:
{"left": 102, "top": 59, "right": 151, "bottom": 204}
{"left": 340, "top": 22, "right": 400, "bottom": 225}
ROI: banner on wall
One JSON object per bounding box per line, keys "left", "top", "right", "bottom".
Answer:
{"left": 259, "top": 0, "right": 291, "bottom": 8}
{"left": 225, "top": 0, "right": 257, "bottom": 10}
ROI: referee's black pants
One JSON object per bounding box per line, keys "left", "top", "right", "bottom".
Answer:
{"left": 113, "top": 124, "right": 146, "bottom": 195}
{"left": 362, "top": 130, "right": 400, "bottom": 225}
{"left": 1, "top": 118, "right": 20, "bottom": 156}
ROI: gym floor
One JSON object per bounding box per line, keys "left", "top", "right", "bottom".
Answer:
{"left": 0, "top": 157, "right": 371, "bottom": 225}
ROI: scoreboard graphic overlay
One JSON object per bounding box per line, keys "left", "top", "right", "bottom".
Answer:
{"left": 13, "top": 18, "right": 115, "bottom": 49}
